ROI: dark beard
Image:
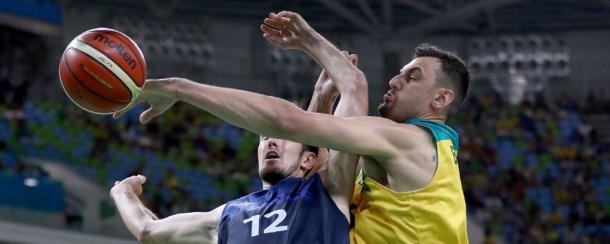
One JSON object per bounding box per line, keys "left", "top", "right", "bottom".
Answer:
{"left": 378, "top": 103, "right": 391, "bottom": 118}
{"left": 260, "top": 169, "right": 287, "bottom": 185}
{"left": 260, "top": 157, "right": 301, "bottom": 186}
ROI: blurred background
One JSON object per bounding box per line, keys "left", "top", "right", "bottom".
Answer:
{"left": 1, "top": 0, "right": 610, "bottom": 243}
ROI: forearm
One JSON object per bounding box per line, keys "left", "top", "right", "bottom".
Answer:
{"left": 307, "top": 87, "right": 338, "bottom": 113}
{"left": 301, "top": 32, "right": 366, "bottom": 93}
{"left": 140, "top": 204, "right": 159, "bottom": 220}
{"left": 324, "top": 74, "right": 368, "bottom": 208}
{"left": 175, "top": 79, "right": 301, "bottom": 137}
{"left": 111, "top": 190, "right": 156, "bottom": 241}
{"left": 172, "top": 79, "right": 391, "bottom": 157}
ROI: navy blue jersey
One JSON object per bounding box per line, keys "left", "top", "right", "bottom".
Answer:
{"left": 218, "top": 173, "right": 349, "bottom": 244}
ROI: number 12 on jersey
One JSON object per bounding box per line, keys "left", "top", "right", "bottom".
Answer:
{"left": 242, "top": 209, "right": 289, "bottom": 237}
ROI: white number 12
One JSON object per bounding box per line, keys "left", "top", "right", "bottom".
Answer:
{"left": 242, "top": 209, "right": 289, "bottom": 237}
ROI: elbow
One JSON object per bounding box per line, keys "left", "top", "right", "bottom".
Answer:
{"left": 343, "top": 71, "right": 369, "bottom": 108}
{"left": 352, "top": 70, "right": 368, "bottom": 94}
{"left": 343, "top": 70, "right": 368, "bottom": 95}
{"left": 138, "top": 221, "right": 158, "bottom": 244}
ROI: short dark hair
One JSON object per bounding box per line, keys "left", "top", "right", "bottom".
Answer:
{"left": 301, "top": 144, "right": 319, "bottom": 156}
{"left": 412, "top": 43, "right": 471, "bottom": 119}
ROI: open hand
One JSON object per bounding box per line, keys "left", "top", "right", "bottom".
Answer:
{"left": 113, "top": 78, "right": 182, "bottom": 124}
{"left": 260, "top": 11, "right": 316, "bottom": 50}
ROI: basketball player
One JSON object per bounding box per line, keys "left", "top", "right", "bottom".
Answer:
{"left": 117, "top": 11, "right": 471, "bottom": 243}
{"left": 111, "top": 51, "right": 366, "bottom": 243}
{"left": 260, "top": 12, "right": 471, "bottom": 243}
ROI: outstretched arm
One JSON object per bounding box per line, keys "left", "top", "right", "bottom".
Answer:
{"left": 110, "top": 175, "right": 223, "bottom": 244}
{"left": 114, "top": 76, "right": 414, "bottom": 164}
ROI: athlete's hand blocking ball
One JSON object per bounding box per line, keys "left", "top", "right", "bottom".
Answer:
{"left": 111, "top": 175, "right": 147, "bottom": 197}
{"left": 113, "top": 78, "right": 181, "bottom": 123}
{"left": 260, "top": 11, "right": 317, "bottom": 50}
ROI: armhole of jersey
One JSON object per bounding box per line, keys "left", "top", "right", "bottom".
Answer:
{"left": 217, "top": 200, "right": 234, "bottom": 235}
{"left": 372, "top": 123, "right": 442, "bottom": 194}
{"left": 314, "top": 173, "right": 351, "bottom": 227}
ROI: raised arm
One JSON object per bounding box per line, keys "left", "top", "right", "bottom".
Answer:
{"left": 261, "top": 11, "right": 367, "bottom": 98}
{"left": 307, "top": 68, "right": 338, "bottom": 114}
{"left": 110, "top": 175, "right": 223, "bottom": 244}
{"left": 306, "top": 51, "right": 367, "bottom": 220}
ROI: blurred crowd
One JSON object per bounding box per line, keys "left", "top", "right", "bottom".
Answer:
{"left": 453, "top": 91, "right": 610, "bottom": 243}
{"left": 2, "top": 96, "right": 263, "bottom": 215}
{"left": 0, "top": 26, "right": 261, "bottom": 225}
{"left": 2, "top": 26, "right": 610, "bottom": 242}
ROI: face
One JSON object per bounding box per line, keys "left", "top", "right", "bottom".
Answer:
{"left": 378, "top": 57, "right": 443, "bottom": 122}
{"left": 257, "top": 136, "right": 313, "bottom": 186}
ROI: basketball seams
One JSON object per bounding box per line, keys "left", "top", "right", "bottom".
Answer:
{"left": 68, "top": 39, "right": 140, "bottom": 101}
{"left": 58, "top": 56, "right": 100, "bottom": 114}
{"left": 59, "top": 57, "right": 125, "bottom": 114}
{"left": 88, "top": 30, "right": 147, "bottom": 82}
{"left": 75, "top": 35, "right": 142, "bottom": 88}
{"left": 59, "top": 28, "right": 145, "bottom": 114}
{"left": 67, "top": 47, "right": 132, "bottom": 102}
{"left": 87, "top": 30, "right": 145, "bottom": 75}
{"left": 63, "top": 52, "right": 128, "bottom": 105}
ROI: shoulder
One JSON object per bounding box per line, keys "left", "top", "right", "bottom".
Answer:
{"left": 223, "top": 190, "right": 265, "bottom": 211}
{"left": 200, "top": 204, "right": 226, "bottom": 229}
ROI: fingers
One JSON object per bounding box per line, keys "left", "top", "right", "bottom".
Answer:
{"left": 118, "top": 175, "right": 147, "bottom": 185}
{"left": 145, "top": 78, "right": 171, "bottom": 83}
{"left": 340, "top": 50, "right": 359, "bottom": 66}
{"left": 136, "top": 174, "right": 147, "bottom": 184}
{"left": 270, "top": 12, "right": 291, "bottom": 22}
{"left": 276, "top": 11, "right": 297, "bottom": 18}
{"left": 260, "top": 24, "right": 281, "bottom": 37}
{"left": 113, "top": 97, "right": 143, "bottom": 119}
{"left": 350, "top": 53, "right": 359, "bottom": 66}
{"left": 262, "top": 16, "right": 291, "bottom": 38}
{"left": 139, "top": 105, "right": 161, "bottom": 124}
{"left": 113, "top": 85, "right": 146, "bottom": 119}
{"left": 270, "top": 11, "right": 298, "bottom": 34}
{"left": 262, "top": 34, "right": 287, "bottom": 48}
{"left": 263, "top": 17, "right": 285, "bottom": 31}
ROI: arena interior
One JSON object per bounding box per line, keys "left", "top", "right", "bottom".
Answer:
{"left": 1, "top": 0, "right": 610, "bottom": 243}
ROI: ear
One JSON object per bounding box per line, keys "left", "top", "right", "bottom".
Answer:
{"left": 431, "top": 88, "right": 454, "bottom": 111}
{"left": 300, "top": 151, "right": 317, "bottom": 174}
{"left": 305, "top": 148, "right": 329, "bottom": 178}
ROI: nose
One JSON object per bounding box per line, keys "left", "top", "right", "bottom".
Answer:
{"left": 388, "top": 76, "right": 400, "bottom": 90}
{"left": 266, "top": 138, "right": 279, "bottom": 149}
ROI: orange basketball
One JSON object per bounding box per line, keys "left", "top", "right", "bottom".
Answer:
{"left": 58, "top": 28, "right": 146, "bottom": 114}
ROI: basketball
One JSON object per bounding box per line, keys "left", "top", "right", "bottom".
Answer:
{"left": 58, "top": 28, "right": 146, "bottom": 114}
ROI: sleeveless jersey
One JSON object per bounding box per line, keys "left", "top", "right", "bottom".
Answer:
{"left": 218, "top": 173, "right": 349, "bottom": 244}
{"left": 350, "top": 118, "right": 468, "bottom": 243}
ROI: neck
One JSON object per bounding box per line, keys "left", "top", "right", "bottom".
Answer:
{"left": 408, "top": 111, "right": 446, "bottom": 124}
{"left": 419, "top": 115, "right": 446, "bottom": 123}
{"left": 261, "top": 172, "right": 304, "bottom": 190}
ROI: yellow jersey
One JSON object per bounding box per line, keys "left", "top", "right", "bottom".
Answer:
{"left": 350, "top": 118, "right": 468, "bottom": 244}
